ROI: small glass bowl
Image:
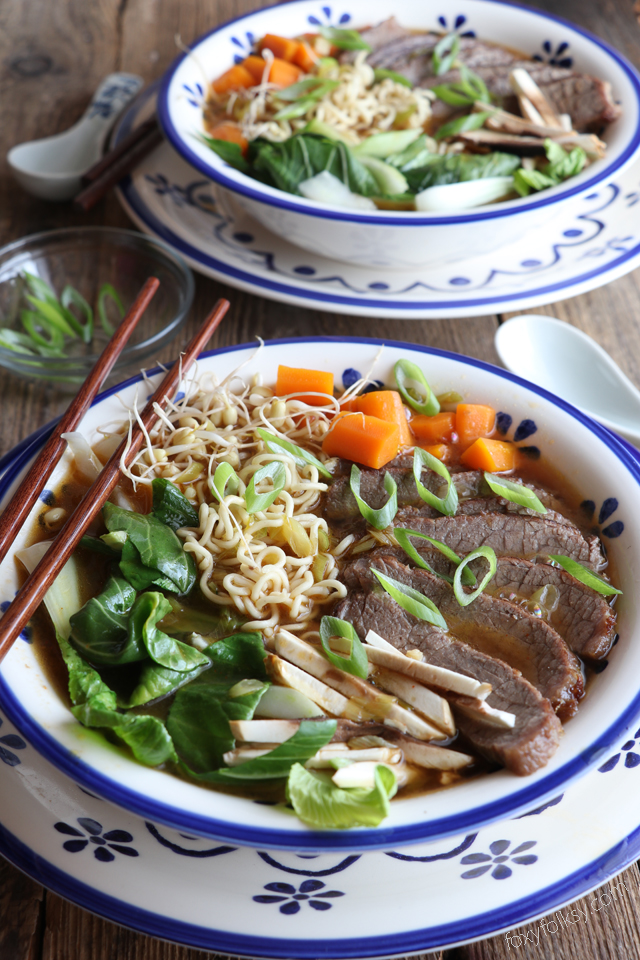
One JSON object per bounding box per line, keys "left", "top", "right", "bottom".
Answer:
{"left": 0, "top": 227, "right": 195, "bottom": 385}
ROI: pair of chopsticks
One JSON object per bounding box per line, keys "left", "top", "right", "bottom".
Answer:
{"left": 74, "top": 115, "right": 162, "bottom": 212}
{"left": 0, "top": 284, "right": 230, "bottom": 663}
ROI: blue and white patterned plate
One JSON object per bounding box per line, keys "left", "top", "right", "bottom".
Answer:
{"left": 115, "top": 86, "right": 640, "bottom": 319}
{"left": 1, "top": 702, "right": 640, "bottom": 956}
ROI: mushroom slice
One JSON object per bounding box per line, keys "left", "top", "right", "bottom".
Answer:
{"left": 274, "top": 632, "right": 447, "bottom": 741}
{"left": 555, "top": 133, "right": 606, "bottom": 160}
{"left": 456, "top": 129, "right": 548, "bottom": 154}
{"left": 364, "top": 643, "right": 491, "bottom": 700}
{"left": 229, "top": 719, "right": 302, "bottom": 743}
{"left": 509, "top": 68, "right": 564, "bottom": 129}
{"left": 451, "top": 695, "right": 516, "bottom": 729}
{"left": 475, "top": 102, "right": 576, "bottom": 138}
{"left": 331, "top": 760, "right": 413, "bottom": 789}
{"left": 368, "top": 663, "right": 455, "bottom": 736}
{"left": 393, "top": 736, "right": 474, "bottom": 770}
{"left": 265, "top": 654, "right": 350, "bottom": 716}
{"left": 305, "top": 745, "right": 402, "bottom": 768}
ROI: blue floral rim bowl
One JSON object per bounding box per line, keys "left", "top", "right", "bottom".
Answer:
{"left": 157, "top": 0, "right": 640, "bottom": 269}
{"left": 0, "top": 337, "right": 639, "bottom": 852}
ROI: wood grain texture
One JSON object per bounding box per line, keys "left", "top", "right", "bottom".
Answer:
{"left": 2, "top": 0, "right": 640, "bottom": 957}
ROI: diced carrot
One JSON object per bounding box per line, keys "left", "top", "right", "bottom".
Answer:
{"left": 276, "top": 365, "right": 334, "bottom": 406}
{"left": 322, "top": 413, "right": 399, "bottom": 469}
{"left": 455, "top": 403, "right": 496, "bottom": 450}
{"left": 243, "top": 55, "right": 269, "bottom": 83}
{"left": 349, "top": 390, "right": 413, "bottom": 448}
{"left": 211, "top": 64, "right": 255, "bottom": 95}
{"left": 418, "top": 443, "right": 448, "bottom": 461}
{"left": 339, "top": 396, "right": 358, "bottom": 412}
{"left": 259, "top": 34, "right": 301, "bottom": 62}
{"left": 268, "top": 57, "right": 303, "bottom": 88}
{"left": 410, "top": 412, "right": 456, "bottom": 444}
{"left": 208, "top": 122, "right": 249, "bottom": 156}
{"left": 292, "top": 40, "right": 318, "bottom": 73}
{"left": 460, "top": 438, "right": 516, "bottom": 472}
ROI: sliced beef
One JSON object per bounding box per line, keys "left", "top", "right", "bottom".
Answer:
{"left": 334, "top": 591, "right": 562, "bottom": 775}
{"left": 394, "top": 512, "right": 606, "bottom": 571}
{"left": 346, "top": 546, "right": 616, "bottom": 661}
{"left": 487, "top": 558, "right": 617, "bottom": 660}
{"left": 345, "top": 18, "right": 621, "bottom": 131}
{"left": 324, "top": 467, "right": 486, "bottom": 521}
{"left": 396, "top": 496, "right": 574, "bottom": 527}
{"left": 344, "top": 555, "right": 583, "bottom": 718}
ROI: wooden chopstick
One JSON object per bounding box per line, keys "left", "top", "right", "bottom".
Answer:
{"left": 0, "top": 276, "right": 160, "bottom": 568}
{"left": 80, "top": 117, "right": 159, "bottom": 185}
{"left": 74, "top": 120, "right": 163, "bottom": 212}
{"left": 0, "top": 297, "right": 231, "bottom": 663}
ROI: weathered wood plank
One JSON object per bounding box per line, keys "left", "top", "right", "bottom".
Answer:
{"left": 0, "top": 857, "right": 44, "bottom": 960}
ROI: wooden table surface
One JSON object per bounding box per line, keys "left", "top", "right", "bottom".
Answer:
{"left": 2, "top": 0, "right": 640, "bottom": 957}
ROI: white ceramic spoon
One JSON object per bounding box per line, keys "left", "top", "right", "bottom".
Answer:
{"left": 495, "top": 314, "right": 640, "bottom": 448}
{"left": 7, "top": 73, "right": 143, "bottom": 201}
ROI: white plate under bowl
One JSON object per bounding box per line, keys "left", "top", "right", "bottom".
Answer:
{"left": 157, "top": 0, "right": 640, "bottom": 269}
{"left": 0, "top": 337, "right": 637, "bottom": 852}
{"left": 1, "top": 702, "right": 640, "bottom": 956}
{"left": 115, "top": 86, "right": 640, "bottom": 318}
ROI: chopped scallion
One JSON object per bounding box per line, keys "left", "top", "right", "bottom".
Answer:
{"left": 412, "top": 447, "right": 458, "bottom": 516}
{"left": 256, "top": 427, "right": 333, "bottom": 478}
{"left": 372, "top": 569, "right": 448, "bottom": 629}
{"left": 547, "top": 555, "right": 622, "bottom": 596}
{"left": 394, "top": 358, "right": 440, "bottom": 415}
{"left": 350, "top": 464, "right": 398, "bottom": 530}
{"left": 318, "top": 26, "right": 371, "bottom": 51}
{"left": 245, "top": 461, "right": 287, "bottom": 513}
{"left": 452, "top": 546, "right": 497, "bottom": 606}
{"left": 484, "top": 472, "right": 547, "bottom": 513}
{"left": 373, "top": 68, "right": 412, "bottom": 88}
{"left": 435, "top": 111, "right": 491, "bottom": 141}
{"left": 319, "top": 616, "right": 368, "bottom": 678}
{"left": 211, "top": 462, "right": 240, "bottom": 502}
{"left": 432, "top": 32, "right": 460, "bottom": 76}
{"left": 394, "top": 527, "right": 475, "bottom": 585}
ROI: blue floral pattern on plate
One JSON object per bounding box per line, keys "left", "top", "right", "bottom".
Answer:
{"left": 54, "top": 818, "right": 139, "bottom": 862}
{"left": 460, "top": 839, "right": 538, "bottom": 880}
{"left": 599, "top": 727, "right": 640, "bottom": 772}
{"left": 254, "top": 879, "right": 345, "bottom": 914}
{"left": 0, "top": 714, "right": 27, "bottom": 766}
{"left": 532, "top": 40, "right": 573, "bottom": 69}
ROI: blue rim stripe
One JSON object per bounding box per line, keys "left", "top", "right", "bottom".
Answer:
{"left": 1, "top": 815, "right": 639, "bottom": 955}
{"left": 117, "top": 86, "right": 640, "bottom": 312}
{"left": 1, "top": 337, "right": 640, "bottom": 852}
{"left": 156, "top": 0, "right": 640, "bottom": 226}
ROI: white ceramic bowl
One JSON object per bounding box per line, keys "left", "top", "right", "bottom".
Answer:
{"left": 1, "top": 338, "right": 639, "bottom": 852}
{"left": 158, "top": 0, "right": 640, "bottom": 270}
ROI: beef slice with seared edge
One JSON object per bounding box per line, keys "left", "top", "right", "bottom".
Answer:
{"left": 344, "top": 555, "right": 584, "bottom": 719}
{"left": 334, "top": 590, "right": 561, "bottom": 775}
{"left": 394, "top": 512, "right": 606, "bottom": 571}
{"left": 345, "top": 546, "right": 616, "bottom": 661}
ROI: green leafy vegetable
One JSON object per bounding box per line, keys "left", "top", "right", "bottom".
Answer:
{"left": 287, "top": 761, "right": 397, "bottom": 828}
{"left": 373, "top": 68, "right": 412, "bottom": 88}
{"left": 394, "top": 527, "right": 476, "bottom": 585}
{"left": 350, "top": 463, "right": 398, "bottom": 530}
{"left": 103, "top": 501, "right": 197, "bottom": 594}
{"left": 435, "top": 110, "right": 491, "bottom": 141}
{"left": 199, "top": 135, "right": 252, "bottom": 173}
{"left": 152, "top": 478, "right": 199, "bottom": 531}
{"left": 128, "top": 592, "right": 210, "bottom": 672}
{"left": 403, "top": 151, "right": 521, "bottom": 193}
{"left": 319, "top": 615, "right": 368, "bottom": 678}
{"left": 452, "top": 546, "right": 497, "bottom": 606}
{"left": 203, "top": 632, "right": 269, "bottom": 681}
{"left": 547, "top": 555, "right": 623, "bottom": 596}
{"left": 372, "top": 569, "right": 448, "bottom": 629}
{"left": 431, "top": 65, "right": 491, "bottom": 107}
{"left": 318, "top": 26, "right": 371, "bottom": 51}
{"left": 394, "top": 358, "right": 440, "bottom": 415}
{"left": 412, "top": 447, "right": 458, "bottom": 517}
{"left": 159, "top": 599, "right": 246, "bottom": 642}
{"left": 514, "top": 139, "right": 587, "bottom": 196}
{"left": 127, "top": 658, "right": 212, "bottom": 708}
{"left": 248, "top": 133, "right": 378, "bottom": 197}
{"left": 256, "top": 427, "right": 333, "bottom": 478}
{"left": 193, "top": 719, "right": 337, "bottom": 784}
{"left": 245, "top": 461, "right": 287, "bottom": 513}
{"left": 57, "top": 633, "right": 177, "bottom": 766}
{"left": 432, "top": 32, "right": 460, "bottom": 76}
{"left": 483, "top": 472, "right": 547, "bottom": 514}
{"left": 68, "top": 574, "right": 143, "bottom": 666}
